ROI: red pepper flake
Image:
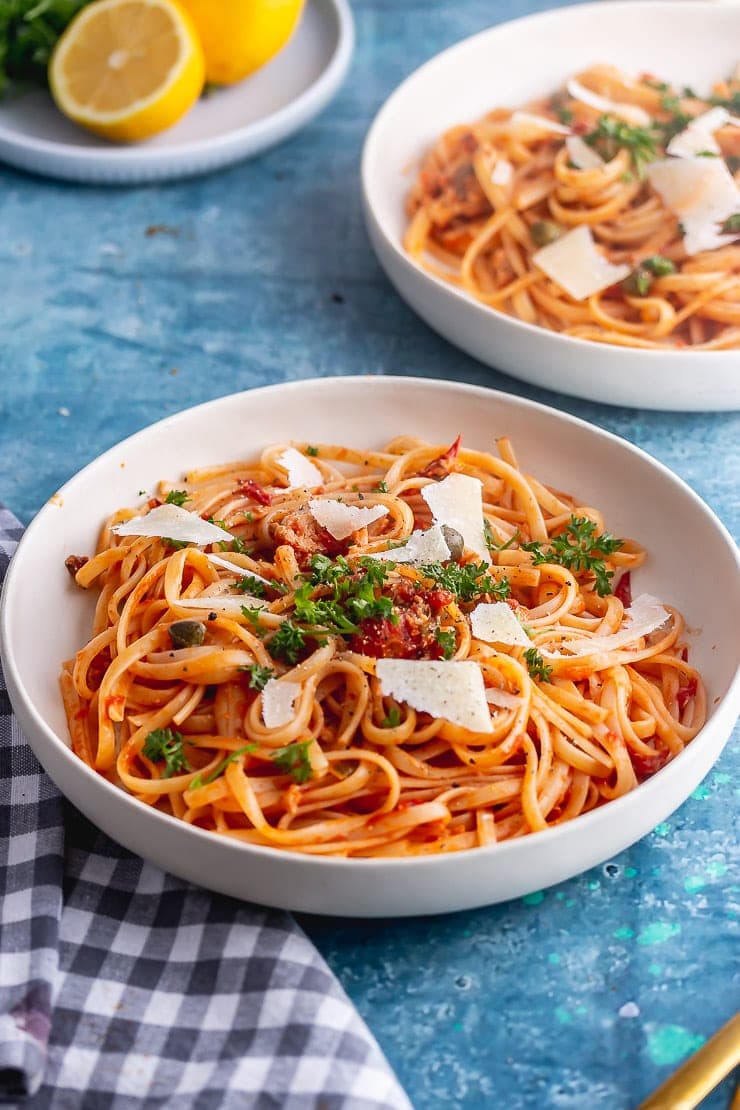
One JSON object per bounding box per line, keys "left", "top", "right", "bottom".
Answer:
{"left": 420, "top": 434, "right": 462, "bottom": 479}
{"left": 614, "top": 571, "right": 632, "bottom": 607}
{"left": 237, "top": 478, "right": 272, "bottom": 506}
{"left": 631, "top": 747, "right": 669, "bottom": 779}
{"left": 148, "top": 498, "right": 162, "bottom": 509}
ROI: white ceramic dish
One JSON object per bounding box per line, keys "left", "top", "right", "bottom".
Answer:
{"left": 361, "top": 2, "right": 740, "bottom": 412}
{"left": 0, "top": 0, "right": 353, "bottom": 185}
{"left": 2, "top": 377, "right": 738, "bottom": 917}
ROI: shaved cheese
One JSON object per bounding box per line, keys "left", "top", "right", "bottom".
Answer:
{"left": 261, "top": 679, "right": 301, "bottom": 729}
{"left": 111, "top": 504, "right": 232, "bottom": 545}
{"left": 308, "top": 499, "right": 389, "bottom": 541}
{"left": 470, "top": 602, "right": 531, "bottom": 647}
{"left": 371, "top": 525, "right": 451, "bottom": 565}
{"left": 205, "top": 553, "right": 273, "bottom": 588}
{"left": 421, "top": 474, "right": 490, "bottom": 563}
{"left": 566, "top": 134, "right": 604, "bottom": 170}
{"left": 491, "top": 158, "right": 513, "bottom": 186}
{"left": 543, "top": 594, "right": 670, "bottom": 657}
{"left": 666, "top": 107, "right": 738, "bottom": 159}
{"left": 566, "top": 78, "right": 651, "bottom": 126}
{"left": 277, "top": 447, "right": 323, "bottom": 490}
{"left": 532, "top": 225, "right": 630, "bottom": 300}
{"left": 485, "top": 687, "right": 522, "bottom": 709}
{"left": 646, "top": 157, "right": 740, "bottom": 255}
{"left": 177, "top": 594, "right": 266, "bottom": 614}
{"left": 376, "top": 660, "right": 493, "bottom": 734}
{"left": 510, "top": 110, "right": 571, "bottom": 135}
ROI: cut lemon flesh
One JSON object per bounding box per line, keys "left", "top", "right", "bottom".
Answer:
{"left": 49, "top": 0, "right": 205, "bottom": 143}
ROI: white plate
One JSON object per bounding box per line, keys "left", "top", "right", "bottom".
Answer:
{"left": 361, "top": 2, "right": 740, "bottom": 412}
{"left": 2, "top": 377, "right": 738, "bottom": 916}
{"left": 0, "top": 0, "right": 353, "bottom": 184}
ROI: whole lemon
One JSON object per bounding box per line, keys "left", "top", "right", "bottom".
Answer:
{"left": 177, "top": 0, "right": 306, "bottom": 85}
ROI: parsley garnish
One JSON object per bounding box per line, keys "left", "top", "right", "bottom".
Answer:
{"left": 305, "top": 445, "right": 319, "bottom": 457}
{"left": 522, "top": 515, "right": 624, "bottom": 596}
{"left": 381, "top": 706, "right": 402, "bottom": 728}
{"left": 523, "top": 648, "right": 553, "bottom": 683}
{"left": 240, "top": 605, "right": 266, "bottom": 632}
{"left": 240, "top": 664, "right": 275, "bottom": 691}
{"left": 720, "top": 213, "right": 740, "bottom": 235}
{"left": 584, "top": 116, "right": 657, "bottom": 177}
{"left": 165, "top": 489, "right": 189, "bottom": 506}
{"left": 292, "top": 583, "right": 360, "bottom": 634}
{"left": 142, "top": 728, "right": 190, "bottom": 777}
{"left": 709, "top": 91, "right": 740, "bottom": 114}
{"left": 163, "top": 538, "right": 189, "bottom": 550}
{"left": 435, "top": 626, "right": 456, "bottom": 660}
{"left": 376, "top": 480, "right": 389, "bottom": 493}
{"left": 189, "top": 744, "right": 256, "bottom": 789}
{"left": 305, "top": 555, "right": 395, "bottom": 626}
{"left": 272, "top": 740, "right": 313, "bottom": 783}
{"left": 235, "top": 575, "right": 266, "bottom": 597}
{"left": 643, "top": 255, "right": 676, "bottom": 277}
{"left": 269, "top": 620, "right": 307, "bottom": 663}
{"left": 419, "top": 561, "right": 510, "bottom": 603}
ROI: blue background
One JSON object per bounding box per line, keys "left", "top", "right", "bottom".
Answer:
{"left": 0, "top": 1, "right": 737, "bottom": 1106}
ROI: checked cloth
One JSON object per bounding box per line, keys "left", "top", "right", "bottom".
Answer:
{"left": 0, "top": 506, "right": 412, "bottom": 1110}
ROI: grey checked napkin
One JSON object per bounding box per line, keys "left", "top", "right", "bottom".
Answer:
{"left": 0, "top": 506, "right": 412, "bottom": 1109}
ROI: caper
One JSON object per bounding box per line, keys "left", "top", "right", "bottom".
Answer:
{"left": 442, "top": 525, "right": 465, "bottom": 561}
{"left": 530, "top": 220, "right": 562, "bottom": 247}
{"left": 621, "top": 267, "right": 652, "bottom": 297}
{"left": 169, "top": 619, "right": 206, "bottom": 648}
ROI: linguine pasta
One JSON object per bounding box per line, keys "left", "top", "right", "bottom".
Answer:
{"left": 61, "top": 435, "right": 705, "bottom": 857}
{"left": 405, "top": 65, "right": 740, "bottom": 349}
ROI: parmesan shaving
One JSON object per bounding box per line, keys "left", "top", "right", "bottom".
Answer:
{"left": 371, "top": 525, "right": 451, "bottom": 565}
{"left": 565, "top": 134, "right": 605, "bottom": 170}
{"left": 666, "top": 107, "right": 739, "bottom": 159}
{"left": 543, "top": 594, "right": 670, "bottom": 657}
{"left": 491, "top": 158, "right": 513, "bottom": 185}
{"left": 470, "top": 602, "right": 531, "bottom": 647}
{"left": 376, "top": 660, "right": 493, "bottom": 734}
{"left": 308, "top": 499, "right": 389, "bottom": 541}
{"left": 261, "top": 679, "right": 301, "bottom": 729}
{"left": 277, "top": 447, "right": 323, "bottom": 490}
{"left": 421, "top": 474, "right": 490, "bottom": 563}
{"left": 566, "top": 78, "right": 651, "bottom": 126}
{"left": 111, "top": 504, "right": 233, "bottom": 545}
{"left": 205, "top": 553, "right": 273, "bottom": 588}
{"left": 532, "top": 225, "right": 630, "bottom": 301}
{"left": 177, "top": 595, "right": 267, "bottom": 614}
{"left": 510, "top": 110, "right": 571, "bottom": 135}
{"left": 646, "top": 157, "right": 740, "bottom": 255}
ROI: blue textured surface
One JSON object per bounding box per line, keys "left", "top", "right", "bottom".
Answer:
{"left": 0, "top": 1, "right": 738, "bottom": 1106}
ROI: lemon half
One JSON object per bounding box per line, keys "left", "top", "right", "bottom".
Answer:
{"left": 177, "top": 0, "right": 305, "bottom": 86}
{"left": 49, "top": 0, "right": 205, "bottom": 143}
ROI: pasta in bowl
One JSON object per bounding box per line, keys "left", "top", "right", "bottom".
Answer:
{"left": 2, "top": 377, "right": 738, "bottom": 914}
{"left": 61, "top": 434, "right": 705, "bottom": 857}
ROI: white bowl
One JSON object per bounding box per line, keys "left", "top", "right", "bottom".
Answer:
{"left": 0, "top": 0, "right": 353, "bottom": 184}
{"left": 361, "top": 2, "right": 740, "bottom": 412}
{"left": 2, "top": 377, "right": 738, "bottom": 916}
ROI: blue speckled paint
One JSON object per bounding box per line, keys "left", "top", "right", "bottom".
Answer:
{"left": 0, "top": 1, "right": 738, "bottom": 1106}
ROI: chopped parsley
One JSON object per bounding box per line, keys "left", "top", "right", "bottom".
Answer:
{"left": 523, "top": 648, "right": 553, "bottom": 683}
{"left": 163, "top": 538, "right": 189, "bottom": 550}
{"left": 189, "top": 744, "right": 256, "bottom": 790}
{"left": 709, "top": 90, "right": 740, "bottom": 114}
{"left": 622, "top": 267, "right": 653, "bottom": 297}
{"left": 235, "top": 575, "right": 267, "bottom": 597}
{"left": 435, "top": 626, "right": 457, "bottom": 660}
{"left": 381, "top": 706, "right": 402, "bottom": 728}
{"left": 218, "top": 534, "right": 249, "bottom": 554}
{"left": 268, "top": 620, "right": 307, "bottom": 664}
{"left": 522, "top": 515, "right": 624, "bottom": 596}
{"left": 272, "top": 740, "right": 313, "bottom": 783}
{"left": 720, "top": 213, "right": 740, "bottom": 235}
{"left": 305, "top": 445, "right": 319, "bottom": 457}
{"left": 292, "top": 583, "right": 360, "bottom": 635}
{"left": 419, "top": 560, "right": 510, "bottom": 603}
{"left": 376, "top": 480, "right": 389, "bottom": 493}
{"left": 164, "top": 489, "right": 189, "bottom": 506}
{"left": 306, "top": 555, "right": 395, "bottom": 625}
{"left": 643, "top": 255, "right": 676, "bottom": 277}
{"left": 141, "top": 728, "right": 190, "bottom": 777}
{"left": 240, "top": 605, "right": 266, "bottom": 632}
{"left": 584, "top": 116, "right": 658, "bottom": 177}
{"left": 240, "top": 663, "right": 275, "bottom": 691}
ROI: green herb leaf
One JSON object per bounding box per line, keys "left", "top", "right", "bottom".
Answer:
{"left": 522, "top": 515, "right": 623, "bottom": 596}
{"left": 435, "top": 626, "right": 456, "bottom": 660}
{"left": 381, "top": 706, "right": 402, "bottom": 728}
{"left": 235, "top": 575, "right": 266, "bottom": 597}
{"left": 419, "top": 561, "right": 510, "bottom": 603}
{"left": 164, "top": 489, "right": 189, "bottom": 507}
{"left": 720, "top": 212, "right": 740, "bottom": 235}
{"left": 240, "top": 663, "right": 275, "bottom": 691}
{"left": 584, "top": 115, "right": 658, "bottom": 177}
{"left": 642, "top": 254, "right": 676, "bottom": 277}
{"left": 523, "top": 648, "right": 553, "bottom": 683}
{"left": 142, "top": 727, "right": 190, "bottom": 777}
{"left": 376, "top": 480, "right": 389, "bottom": 493}
{"left": 622, "top": 267, "right": 653, "bottom": 297}
{"left": 240, "top": 605, "right": 266, "bottom": 632}
{"left": 272, "top": 740, "right": 314, "bottom": 783}
{"left": 189, "top": 744, "right": 256, "bottom": 789}
{"left": 305, "top": 445, "right": 319, "bottom": 457}
{"left": 163, "top": 537, "right": 189, "bottom": 550}
{"left": 269, "top": 620, "right": 307, "bottom": 663}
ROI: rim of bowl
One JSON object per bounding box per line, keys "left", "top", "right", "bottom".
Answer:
{"left": 2, "top": 375, "right": 739, "bottom": 871}
{"left": 360, "top": 0, "right": 739, "bottom": 362}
